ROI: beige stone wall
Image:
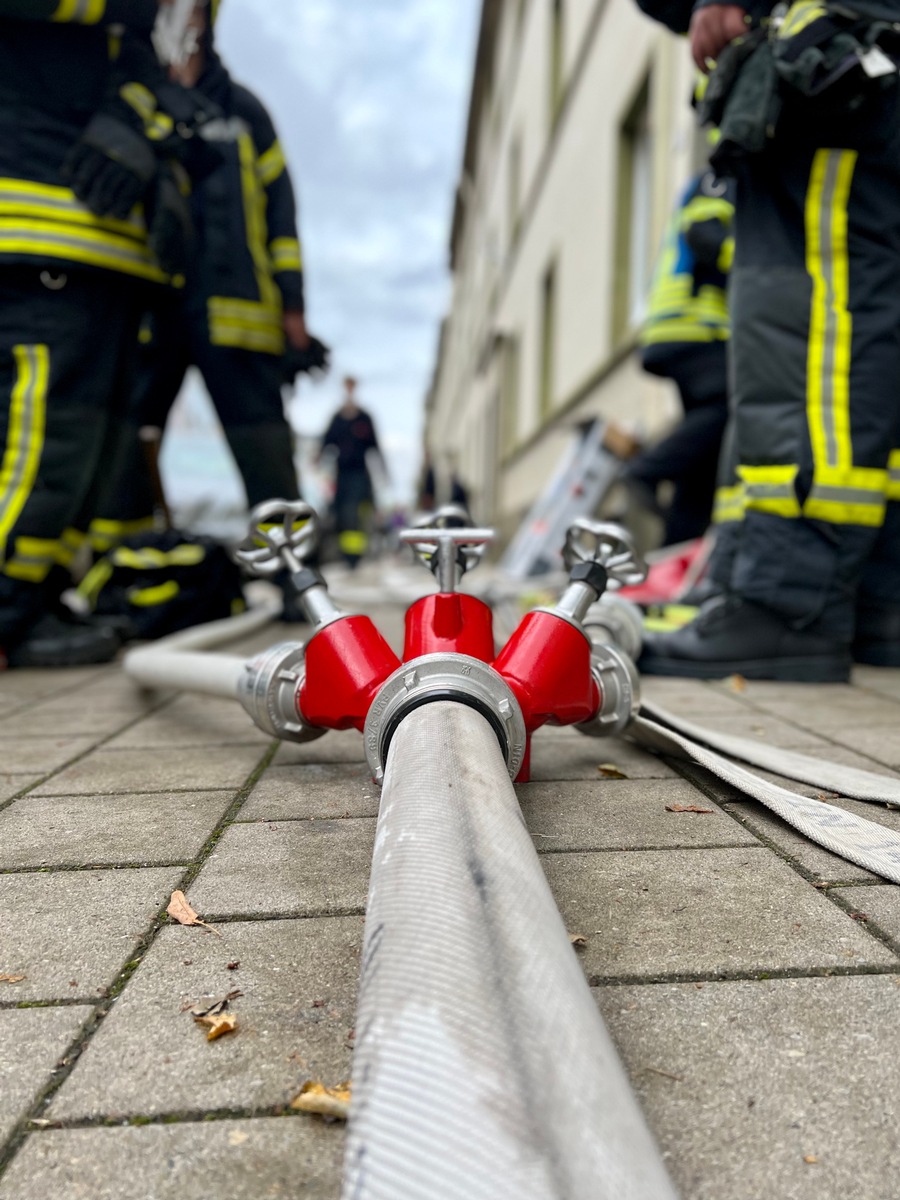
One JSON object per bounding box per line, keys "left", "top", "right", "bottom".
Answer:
{"left": 427, "top": 0, "right": 703, "bottom": 531}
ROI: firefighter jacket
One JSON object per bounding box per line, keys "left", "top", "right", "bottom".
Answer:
{"left": 0, "top": 1, "right": 186, "bottom": 285}
{"left": 641, "top": 171, "right": 735, "bottom": 353}
{"left": 187, "top": 52, "right": 304, "bottom": 358}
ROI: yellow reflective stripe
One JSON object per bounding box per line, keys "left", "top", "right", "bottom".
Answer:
{"left": 0, "top": 224, "right": 166, "bottom": 283}
{"left": 207, "top": 297, "right": 282, "bottom": 326}
{"left": 681, "top": 197, "right": 734, "bottom": 226}
{"left": 805, "top": 148, "right": 856, "bottom": 504}
{"left": 886, "top": 449, "right": 900, "bottom": 500}
{"left": 112, "top": 544, "right": 205, "bottom": 570}
{"left": 10, "top": 535, "right": 74, "bottom": 571}
{"left": 0, "top": 345, "right": 48, "bottom": 565}
{"left": 0, "top": 181, "right": 146, "bottom": 239}
{"left": 269, "top": 237, "right": 303, "bottom": 273}
{"left": 119, "top": 83, "right": 174, "bottom": 143}
{"left": 257, "top": 140, "right": 286, "bottom": 187}
{"left": 737, "top": 465, "right": 802, "bottom": 518}
{"left": 718, "top": 237, "right": 734, "bottom": 273}
{"left": 208, "top": 295, "right": 284, "bottom": 355}
{"left": 338, "top": 530, "right": 368, "bottom": 555}
{"left": 77, "top": 557, "right": 114, "bottom": 605}
{"left": 239, "top": 131, "right": 279, "bottom": 311}
{"left": 779, "top": 0, "right": 827, "bottom": 39}
{"left": 208, "top": 323, "right": 285, "bottom": 354}
{"left": 803, "top": 498, "right": 885, "bottom": 526}
{"left": 713, "top": 484, "right": 745, "bottom": 525}
{"left": 53, "top": 0, "right": 105, "bottom": 23}
{"left": 641, "top": 321, "right": 728, "bottom": 345}
{"left": 129, "top": 580, "right": 180, "bottom": 607}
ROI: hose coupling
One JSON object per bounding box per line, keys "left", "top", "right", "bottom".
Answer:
{"left": 238, "top": 641, "right": 326, "bottom": 744}
{"left": 575, "top": 643, "right": 641, "bottom": 738}
{"left": 582, "top": 594, "right": 645, "bottom": 661}
{"left": 364, "top": 653, "right": 527, "bottom": 784}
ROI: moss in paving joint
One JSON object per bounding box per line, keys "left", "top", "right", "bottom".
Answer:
{"left": 590, "top": 962, "right": 899, "bottom": 988}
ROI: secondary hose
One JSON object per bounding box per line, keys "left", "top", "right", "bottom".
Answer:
{"left": 344, "top": 700, "right": 677, "bottom": 1200}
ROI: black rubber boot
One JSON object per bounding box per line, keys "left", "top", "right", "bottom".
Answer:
{"left": 853, "top": 605, "right": 900, "bottom": 667}
{"left": 4, "top": 612, "right": 120, "bottom": 669}
{"left": 638, "top": 595, "right": 852, "bottom": 682}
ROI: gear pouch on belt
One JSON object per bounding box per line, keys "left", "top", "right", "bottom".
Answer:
{"left": 77, "top": 529, "right": 246, "bottom": 640}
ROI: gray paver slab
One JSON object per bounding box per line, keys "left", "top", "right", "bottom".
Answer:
{"left": 0, "top": 791, "right": 234, "bottom": 869}
{"left": 661, "top": 712, "right": 832, "bottom": 750}
{"left": 189, "top": 821, "right": 374, "bottom": 917}
{"left": 32, "top": 744, "right": 267, "bottom": 796}
{"left": 105, "top": 696, "right": 271, "bottom": 749}
{"left": 853, "top": 665, "right": 900, "bottom": 699}
{"left": 0, "top": 737, "right": 95, "bottom": 774}
{"left": 840, "top": 883, "right": 900, "bottom": 944}
{"left": 240, "top": 763, "right": 379, "bottom": 821}
{"left": 0, "top": 868, "right": 182, "bottom": 1001}
{"left": 596, "top": 974, "right": 900, "bottom": 1200}
{"left": 273, "top": 731, "right": 367, "bottom": 766}
{"left": 826, "top": 723, "right": 900, "bottom": 768}
{"left": 0, "top": 774, "right": 41, "bottom": 804}
{"left": 517, "top": 779, "right": 758, "bottom": 851}
{"left": 0, "top": 665, "right": 106, "bottom": 703}
{"left": 725, "top": 797, "right": 900, "bottom": 883}
{"left": 0, "top": 701, "right": 162, "bottom": 739}
{"left": 49, "top": 918, "right": 361, "bottom": 1120}
{"left": 529, "top": 731, "right": 678, "bottom": 781}
{"left": 641, "top": 678, "right": 756, "bottom": 718}
{"left": 0, "top": 1119, "right": 343, "bottom": 1200}
{"left": 0, "top": 1007, "right": 92, "bottom": 1145}
{"left": 541, "top": 847, "right": 897, "bottom": 979}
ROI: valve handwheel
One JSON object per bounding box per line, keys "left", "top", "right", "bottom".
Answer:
{"left": 234, "top": 499, "right": 320, "bottom": 577}
{"left": 562, "top": 519, "right": 647, "bottom": 588}
{"left": 401, "top": 505, "right": 496, "bottom": 591}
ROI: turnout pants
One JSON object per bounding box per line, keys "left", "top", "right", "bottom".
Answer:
{"left": 0, "top": 267, "right": 142, "bottom": 644}
{"left": 713, "top": 85, "right": 900, "bottom": 639}
{"left": 333, "top": 468, "right": 373, "bottom": 566}
{"left": 94, "top": 294, "right": 299, "bottom": 546}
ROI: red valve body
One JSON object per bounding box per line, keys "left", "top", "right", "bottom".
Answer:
{"left": 493, "top": 610, "right": 600, "bottom": 732}
{"left": 403, "top": 593, "right": 496, "bottom": 662}
{"left": 299, "top": 616, "right": 401, "bottom": 732}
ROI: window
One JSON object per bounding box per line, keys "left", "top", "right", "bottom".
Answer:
{"left": 508, "top": 135, "right": 522, "bottom": 248}
{"left": 539, "top": 263, "right": 557, "bottom": 420}
{"left": 550, "top": 0, "right": 565, "bottom": 128}
{"left": 612, "top": 77, "right": 653, "bottom": 342}
{"left": 501, "top": 333, "right": 520, "bottom": 455}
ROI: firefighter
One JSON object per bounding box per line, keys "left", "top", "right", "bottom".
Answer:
{"left": 320, "top": 377, "right": 387, "bottom": 569}
{"left": 627, "top": 169, "right": 734, "bottom": 546}
{"left": 0, "top": 0, "right": 216, "bottom": 668}
{"left": 91, "top": 0, "right": 316, "bottom": 610}
{"left": 634, "top": 0, "right": 900, "bottom": 680}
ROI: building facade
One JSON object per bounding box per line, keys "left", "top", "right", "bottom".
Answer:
{"left": 425, "top": 0, "right": 702, "bottom": 535}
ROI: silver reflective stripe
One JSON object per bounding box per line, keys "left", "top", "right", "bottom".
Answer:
{"left": 817, "top": 151, "right": 843, "bottom": 469}
{"left": 0, "top": 229, "right": 155, "bottom": 272}
{"left": 806, "top": 483, "right": 885, "bottom": 507}
{"left": 0, "top": 346, "right": 44, "bottom": 558}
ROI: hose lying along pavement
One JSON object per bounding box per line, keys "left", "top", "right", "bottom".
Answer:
{"left": 630, "top": 702, "right": 900, "bottom": 884}
{"left": 344, "top": 701, "right": 678, "bottom": 1200}
{"left": 122, "top": 597, "right": 281, "bottom": 698}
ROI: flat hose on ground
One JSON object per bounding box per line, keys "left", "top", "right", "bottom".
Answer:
{"left": 344, "top": 701, "right": 677, "bottom": 1200}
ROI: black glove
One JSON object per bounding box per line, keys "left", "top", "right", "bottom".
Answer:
{"left": 144, "top": 164, "right": 194, "bottom": 278}
{"left": 63, "top": 112, "right": 157, "bottom": 219}
{"left": 281, "top": 336, "right": 331, "bottom": 384}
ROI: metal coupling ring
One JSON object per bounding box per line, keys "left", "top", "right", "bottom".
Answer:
{"left": 238, "top": 641, "right": 326, "bottom": 744}
{"left": 575, "top": 643, "right": 641, "bottom": 739}
{"left": 582, "top": 594, "right": 645, "bottom": 661}
{"left": 364, "top": 653, "right": 528, "bottom": 785}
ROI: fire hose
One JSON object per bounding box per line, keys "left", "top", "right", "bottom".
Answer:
{"left": 122, "top": 499, "right": 900, "bottom": 1197}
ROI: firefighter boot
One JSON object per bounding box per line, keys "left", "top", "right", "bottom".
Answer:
{"left": 638, "top": 594, "right": 852, "bottom": 682}
{"left": 853, "top": 605, "right": 900, "bottom": 668}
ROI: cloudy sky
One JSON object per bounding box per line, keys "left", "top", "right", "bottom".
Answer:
{"left": 168, "top": 0, "right": 480, "bottom": 513}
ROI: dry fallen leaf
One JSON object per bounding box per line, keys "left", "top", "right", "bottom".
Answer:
{"left": 194, "top": 1012, "right": 238, "bottom": 1041}
{"left": 290, "top": 1080, "right": 351, "bottom": 1120}
{"left": 726, "top": 674, "right": 746, "bottom": 693}
{"left": 0, "top": 974, "right": 25, "bottom": 984}
{"left": 228, "top": 1130, "right": 249, "bottom": 1146}
{"left": 803, "top": 1155, "right": 818, "bottom": 1165}
{"left": 167, "top": 891, "right": 219, "bottom": 935}
{"left": 184, "top": 990, "right": 243, "bottom": 1018}
{"left": 665, "top": 804, "right": 714, "bottom": 814}
{"left": 597, "top": 763, "right": 628, "bottom": 780}
{"left": 569, "top": 934, "right": 588, "bottom": 949}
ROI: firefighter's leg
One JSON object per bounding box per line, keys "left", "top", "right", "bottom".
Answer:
{"left": 641, "top": 112, "right": 900, "bottom": 679}
{"left": 0, "top": 268, "right": 141, "bottom": 665}
{"left": 196, "top": 340, "right": 300, "bottom": 507}
{"left": 334, "top": 471, "right": 372, "bottom": 569}
{"left": 90, "top": 299, "right": 191, "bottom": 554}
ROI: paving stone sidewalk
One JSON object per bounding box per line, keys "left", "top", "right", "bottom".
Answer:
{"left": 2, "top": 593, "right": 900, "bottom": 1199}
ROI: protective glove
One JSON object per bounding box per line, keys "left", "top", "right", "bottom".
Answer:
{"left": 63, "top": 111, "right": 157, "bottom": 219}
{"left": 144, "top": 163, "right": 194, "bottom": 279}
{"left": 281, "top": 336, "right": 331, "bottom": 385}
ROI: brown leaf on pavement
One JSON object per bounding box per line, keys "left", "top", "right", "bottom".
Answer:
{"left": 194, "top": 1012, "right": 238, "bottom": 1041}
{"left": 0, "top": 974, "right": 25, "bottom": 984}
{"left": 666, "top": 804, "right": 714, "bottom": 814}
{"left": 569, "top": 934, "right": 588, "bottom": 949}
{"left": 183, "top": 989, "right": 243, "bottom": 1017}
{"left": 290, "top": 1080, "right": 351, "bottom": 1120}
{"left": 726, "top": 674, "right": 747, "bottom": 693}
{"left": 597, "top": 763, "right": 628, "bottom": 779}
{"left": 166, "top": 890, "right": 219, "bottom": 935}
{"left": 803, "top": 1155, "right": 818, "bottom": 1165}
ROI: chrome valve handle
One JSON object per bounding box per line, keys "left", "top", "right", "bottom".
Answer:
{"left": 401, "top": 506, "right": 495, "bottom": 593}
{"left": 234, "top": 499, "right": 320, "bottom": 578}
{"left": 562, "top": 518, "right": 647, "bottom": 588}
